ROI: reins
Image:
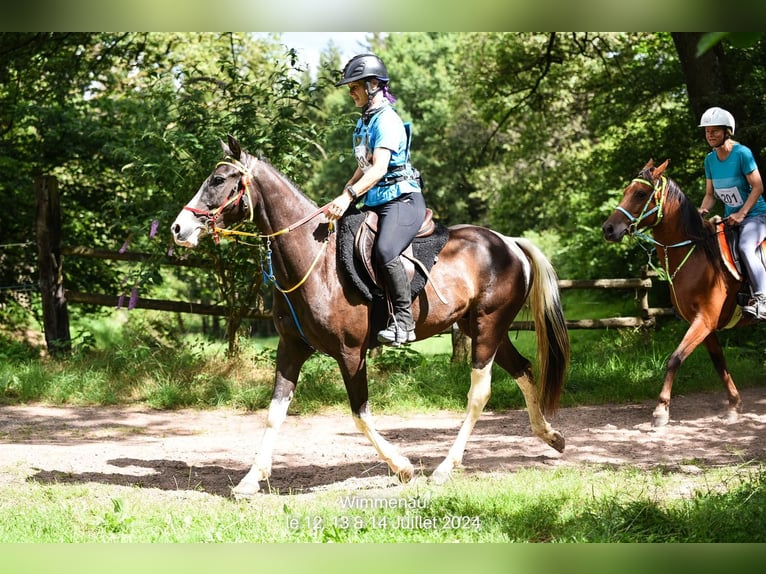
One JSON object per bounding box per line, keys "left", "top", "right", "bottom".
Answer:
{"left": 185, "top": 157, "right": 333, "bottom": 244}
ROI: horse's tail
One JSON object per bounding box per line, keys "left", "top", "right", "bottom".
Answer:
{"left": 515, "top": 238, "right": 570, "bottom": 414}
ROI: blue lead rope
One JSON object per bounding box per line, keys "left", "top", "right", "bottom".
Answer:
{"left": 261, "top": 246, "right": 315, "bottom": 350}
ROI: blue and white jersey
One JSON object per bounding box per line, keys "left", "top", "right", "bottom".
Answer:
{"left": 352, "top": 105, "right": 421, "bottom": 207}
{"left": 704, "top": 143, "right": 766, "bottom": 217}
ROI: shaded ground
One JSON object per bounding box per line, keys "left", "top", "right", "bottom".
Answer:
{"left": 1, "top": 387, "right": 765, "bottom": 497}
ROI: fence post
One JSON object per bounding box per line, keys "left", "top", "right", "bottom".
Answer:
{"left": 451, "top": 323, "right": 471, "bottom": 363}
{"left": 35, "top": 175, "right": 71, "bottom": 355}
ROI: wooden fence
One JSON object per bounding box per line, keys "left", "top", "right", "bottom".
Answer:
{"left": 34, "top": 175, "right": 674, "bottom": 354}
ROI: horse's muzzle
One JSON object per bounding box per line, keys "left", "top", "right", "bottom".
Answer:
{"left": 170, "top": 211, "right": 205, "bottom": 248}
{"left": 602, "top": 219, "right": 628, "bottom": 243}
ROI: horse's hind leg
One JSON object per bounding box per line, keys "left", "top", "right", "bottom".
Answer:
{"left": 431, "top": 362, "right": 493, "bottom": 484}
{"left": 495, "top": 337, "right": 565, "bottom": 452}
{"left": 703, "top": 332, "right": 742, "bottom": 423}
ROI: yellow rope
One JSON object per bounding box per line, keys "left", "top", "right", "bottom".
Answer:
{"left": 274, "top": 235, "right": 330, "bottom": 294}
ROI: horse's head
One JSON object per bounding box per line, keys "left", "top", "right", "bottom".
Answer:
{"left": 602, "top": 158, "right": 669, "bottom": 242}
{"left": 171, "top": 135, "right": 254, "bottom": 248}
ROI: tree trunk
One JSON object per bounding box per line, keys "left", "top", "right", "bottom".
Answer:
{"left": 451, "top": 323, "right": 471, "bottom": 363}
{"left": 35, "top": 175, "right": 71, "bottom": 356}
{"left": 671, "top": 33, "right": 733, "bottom": 120}
{"left": 672, "top": 32, "right": 763, "bottom": 170}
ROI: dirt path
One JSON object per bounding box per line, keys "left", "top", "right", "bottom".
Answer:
{"left": 1, "top": 387, "right": 765, "bottom": 497}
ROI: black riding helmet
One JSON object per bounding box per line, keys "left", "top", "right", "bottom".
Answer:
{"left": 336, "top": 53, "right": 389, "bottom": 86}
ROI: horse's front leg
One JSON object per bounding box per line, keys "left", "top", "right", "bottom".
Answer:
{"left": 342, "top": 357, "right": 415, "bottom": 483}
{"left": 232, "top": 341, "right": 312, "bottom": 498}
{"left": 653, "top": 317, "right": 712, "bottom": 427}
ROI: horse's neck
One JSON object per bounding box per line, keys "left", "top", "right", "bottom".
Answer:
{"left": 254, "top": 165, "right": 319, "bottom": 237}
{"left": 651, "top": 210, "right": 700, "bottom": 270}
{"left": 254, "top": 164, "right": 327, "bottom": 279}
{"left": 652, "top": 215, "right": 688, "bottom": 246}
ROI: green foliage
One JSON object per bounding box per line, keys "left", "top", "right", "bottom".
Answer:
{"left": 4, "top": 32, "right": 766, "bottom": 358}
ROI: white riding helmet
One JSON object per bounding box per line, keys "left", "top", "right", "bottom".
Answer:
{"left": 698, "top": 106, "right": 735, "bottom": 134}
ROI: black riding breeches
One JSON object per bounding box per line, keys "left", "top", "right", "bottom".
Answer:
{"left": 367, "top": 192, "right": 427, "bottom": 265}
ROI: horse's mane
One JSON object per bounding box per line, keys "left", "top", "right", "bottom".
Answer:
{"left": 642, "top": 167, "right": 723, "bottom": 276}
{"left": 255, "top": 153, "right": 319, "bottom": 207}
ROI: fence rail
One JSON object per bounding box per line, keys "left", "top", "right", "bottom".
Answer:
{"left": 59, "top": 246, "right": 674, "bottom": 331}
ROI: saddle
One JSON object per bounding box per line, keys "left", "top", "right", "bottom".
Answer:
{"left": 713, "top": 217, "right": 766, "bottom": 313}
{"left": 714, "top": 218, "right": 743, "bottom": 282}
{"left": 337, "top": 206, "right": 450, "bottom": 304}
{"left": 354, "top": 209, "right": 436, "bottom": 289}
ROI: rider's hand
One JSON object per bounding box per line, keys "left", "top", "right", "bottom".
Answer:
{"left": 326, "top": 190, "right": 353, "bottom": 221}
{"left": 728, "top": 210, "right": 746, "bottom": 226}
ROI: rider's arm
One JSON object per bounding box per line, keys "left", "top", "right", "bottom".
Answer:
{"left": 327, "top": 148, "right": 392, "bottom": 221}
{"left": 698, "top": 179, "right": 717, "bottom": 216}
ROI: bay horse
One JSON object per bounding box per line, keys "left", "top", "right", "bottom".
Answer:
{"left": 602, "top": 159, "right": 753, "bottom": 427}
{"left": 171, "top": 135, "right": 569, "bottom": 497}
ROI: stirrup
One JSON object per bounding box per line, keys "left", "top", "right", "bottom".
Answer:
{"left": 377, "top": 324, "right": 416, "bottom": 346}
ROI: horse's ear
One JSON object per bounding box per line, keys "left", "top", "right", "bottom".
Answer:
{"left": 222, "top": 134, "right": 242, "bottom": 160}
{"left": 643, "top": 158, "right": 655, "bottom": 171}
{"left": 653, "top": 159, "right": 670, "bottom": 179}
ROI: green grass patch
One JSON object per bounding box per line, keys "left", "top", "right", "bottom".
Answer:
{"left": 2, "top": 303, "right": 765, "bottom": 413}
{"left": 1, "top": 463, "right": 763, "bottom": 542}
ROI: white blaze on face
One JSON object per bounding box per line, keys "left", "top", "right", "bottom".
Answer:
{"left": 170, "top": 188, "right": 207, "bottom": 248}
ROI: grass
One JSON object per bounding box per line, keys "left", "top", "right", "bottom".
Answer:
{"left": 1, "top": 461, "right": 764, "bottom": 542}
{"left": 2, "top": 290, "right": 765, "bottom": 414}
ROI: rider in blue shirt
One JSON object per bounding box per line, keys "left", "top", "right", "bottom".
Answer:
{"left": 697, "top": 106, "right": 766, "bottom": 320}
{"left": 327, "top": 53, "right": 426, "bottom": 345}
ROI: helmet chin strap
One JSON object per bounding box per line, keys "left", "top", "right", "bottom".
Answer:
{"left": 364, "top": 79, "right": 382, "bottom": 100}
{"left": 713, "top": 132, "right": 731, "bottom": 149}
{"left": 361, "top": 81, "right": 387, "bottom": 123}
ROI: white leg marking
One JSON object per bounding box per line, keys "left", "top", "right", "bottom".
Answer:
{"left": 432, "top": 363, "right": 493, "bottom": 484}
{"left": 515, "top": 371, "right": 563, "bottom": 451}
{"left": 354, "top": 407, "right": 414, "bottom": 482}
{"left": 232, "top": 395, "right": 292, "bottom": 497}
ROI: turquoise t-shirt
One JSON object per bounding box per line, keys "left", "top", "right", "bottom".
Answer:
{"left": 704, "top": 143, "right": 766, "bottom": 217}
{"left": 351, "top": 105, "right": 420, "bottom": 207}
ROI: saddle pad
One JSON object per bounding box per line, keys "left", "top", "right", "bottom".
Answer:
{"left": 715, "top": 220, "right": 742, "bottom": 281}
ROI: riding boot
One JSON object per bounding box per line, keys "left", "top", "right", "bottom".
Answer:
{"left": 377, "top": 257, "right": 416, "bottom": 346}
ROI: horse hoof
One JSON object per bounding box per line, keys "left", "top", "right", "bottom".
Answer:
{"left": 652, "top": 411, "right": 669, "bottom": 427}
{"left": 429, "top": 469, "right": 451, "bottom": 485}
{"left": 723, "top": 409, "right": 739, "bottom": 424}
{"left": 231, "top": 481, "right": 261, "bottom": 499}
{"left": 548, "top": 431, "right": 565, "bottom": 453}
{"left": 396, "top": 463, "right": 415, "bottom": 484}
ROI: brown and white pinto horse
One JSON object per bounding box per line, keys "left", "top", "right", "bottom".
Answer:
{"left": 602, "top": 159, "right": 753, "bottom": 427}
{"left": 171, "top": 135, "right": 569, "bottom": 497}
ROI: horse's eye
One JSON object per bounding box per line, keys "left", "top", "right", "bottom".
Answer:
{"left": 635, "top": 188, "right": 650, "bottom": 201}
{"left": 212, "top": 176, "right": 225, "bottom": 187}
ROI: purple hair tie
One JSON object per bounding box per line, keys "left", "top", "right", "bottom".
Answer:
{"left": 382, "top": 85, "right": 397, "bottom": 104}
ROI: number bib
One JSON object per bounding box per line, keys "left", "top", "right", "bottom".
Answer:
{"left": 714, "top": 186, "right": 744, "bottom": 207}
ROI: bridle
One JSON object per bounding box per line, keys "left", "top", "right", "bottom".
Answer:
{"left": 615, "top": 172, "right": 696, "bottom": 295}
{"left": 615, "top": 174, "right": 668, "bottom": 234}
{"left": 186, "top": 155, "right": 334, "bottom": 244}
{"left": 183, "top": 157, "right": 256, "bottom": 244}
